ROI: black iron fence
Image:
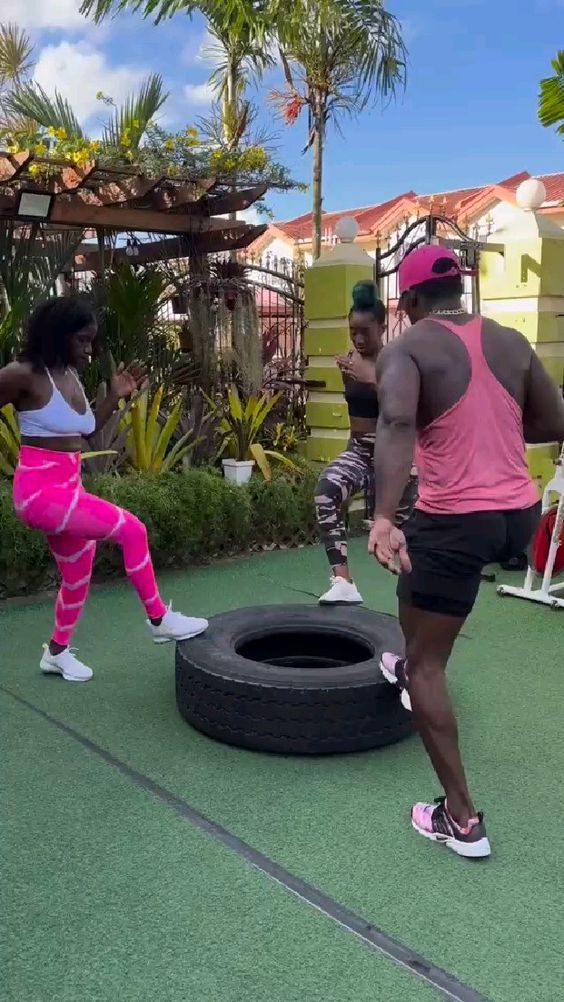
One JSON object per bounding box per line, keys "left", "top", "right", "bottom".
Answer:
{"left": 374, "top": 214, "right": 484, "bottom": 342}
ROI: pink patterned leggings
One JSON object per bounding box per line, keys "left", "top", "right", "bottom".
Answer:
{"left": 13, "top": 447, "right": 167, "bottom": 646}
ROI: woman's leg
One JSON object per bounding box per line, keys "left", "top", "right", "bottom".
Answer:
{"left": 315, "top": 442, "right": 372, "bottom": 577}
{"left": 395, "top": 468, "right": 419, "bottom": 528}
{"left": 315, "top": 440, "right": 372, "bottom": 603}
{"left": 48, "top": 490, "right": 167, "bottom": 621}
{"left": 43, "top": 490, "right": 207, "bottom": 644}
{"left": 47, "top": 535, "right": 97, "bottom": 653}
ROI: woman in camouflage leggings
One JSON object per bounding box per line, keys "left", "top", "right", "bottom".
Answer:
{"left": 315, "top": 282, "right": 417, "bottom": 604}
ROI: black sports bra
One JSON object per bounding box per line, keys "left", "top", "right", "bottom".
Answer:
{"left": 344, "top": 380, "right": 379, "bottom": 420}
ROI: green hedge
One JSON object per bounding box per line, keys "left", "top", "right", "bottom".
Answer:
{"left": 0, "top": 465, "right": 318, "bottom": 598}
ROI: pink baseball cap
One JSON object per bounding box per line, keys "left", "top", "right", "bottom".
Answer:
{"left": 398, "top": 245, "right": 463, "bottom": 296}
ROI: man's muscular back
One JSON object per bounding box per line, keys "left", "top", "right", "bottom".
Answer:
{"left": 385, "top": 316, "right": 564, "bottom": 441}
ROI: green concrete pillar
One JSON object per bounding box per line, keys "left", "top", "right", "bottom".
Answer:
{"left": 304, "top": 220, "right": 373, "bottom": 463}
{"left": 480, "top": 179, "right": 564, "bottom": 489}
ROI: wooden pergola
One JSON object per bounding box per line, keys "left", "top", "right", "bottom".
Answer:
{"left": 0, "top": 150, "right": 268, "bottom": 266}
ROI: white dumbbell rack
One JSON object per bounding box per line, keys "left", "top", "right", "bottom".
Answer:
{"left": 497, "top": 442, "right": 564, "bottom": 609}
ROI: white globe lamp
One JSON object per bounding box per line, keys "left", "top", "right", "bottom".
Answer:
{"left": 515, "top": 178, "right": 546, "bottom": 212}
{"left": 335, "top": 216, "right": 359, "bottom": 243}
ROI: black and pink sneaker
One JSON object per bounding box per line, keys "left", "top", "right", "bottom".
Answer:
{"left": 411, "top": 797, "right": 491, "bottom": 859}
{"left": 379, "top": 652, "right": 411, "bottom": 711}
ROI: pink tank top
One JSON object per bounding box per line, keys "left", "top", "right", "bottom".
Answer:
{"left": 415, "top": 316, "right": 539, "bottom": 515}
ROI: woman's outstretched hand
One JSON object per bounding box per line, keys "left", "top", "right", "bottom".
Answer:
{"left": 110, "top": 361, "right": 148, "bottom": 403}
{"left": 368, "top": 516, "right": 412, "bottom": 575}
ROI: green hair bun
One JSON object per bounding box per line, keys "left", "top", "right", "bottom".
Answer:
{"left": 351, "top": 280, "right": 378, "bottom": 311}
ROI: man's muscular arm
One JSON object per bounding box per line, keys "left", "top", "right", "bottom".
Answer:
{"left": 523, "top": 349, "right": 564, "bottom": 444}
{"left": 373, "top": 341, "right": 420, "bottom": 521}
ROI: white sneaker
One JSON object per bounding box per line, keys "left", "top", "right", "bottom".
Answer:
{"left": 319, "top": 576, "right": 363, "bottom": 605}
{"left": 379, "top": 652, "right": 411, "bottom": 711}
{"left": 148, "top": 603, "right": 209, "bottom": 644}
{"left": 40, "top": 645, "right": 93, "bottom": 683}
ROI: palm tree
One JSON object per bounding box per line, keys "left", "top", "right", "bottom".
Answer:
{"left": 273, "top": 0, "right": 406, "bottom": 258}
{"left": 539, "top": 51, "right": 564, "bottom": 138}
{"left": 0, "top": 23, "right": 34, "bottom": 132}
{"left": 79, "top": 1, "right": 272, "bottom": 157}
{"left": 78, "top": 0, "right": 406, "bottom": 258}
{"left": 203, "top": 17, "right": 273, "bottom": 151}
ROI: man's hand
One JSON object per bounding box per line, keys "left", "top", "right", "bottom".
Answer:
{"left": 368, "top": 516, "right": 412, "bottom": 575}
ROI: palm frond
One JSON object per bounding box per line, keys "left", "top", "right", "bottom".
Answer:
{"left": 539, "top": 50, "right": 564, "bottom": 134}
{"left": 4, "top": 81, "right": 84, "bottom": 139}
{"left": 0, "top": 23, "right": 34, "bottom": 88}
{"left": 102, "top": 73, "right": 168, "bottom": 148}
{"left": 80, "top": 0, "right": 219, "bottom": 24}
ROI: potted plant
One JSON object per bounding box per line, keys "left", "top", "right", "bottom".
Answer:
{"left": 216, "top": 385, "right": 301, "bottom": 485}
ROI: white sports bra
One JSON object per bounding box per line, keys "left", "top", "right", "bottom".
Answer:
{"left": 18, "top": 368, "right": 96, "bottom": 438}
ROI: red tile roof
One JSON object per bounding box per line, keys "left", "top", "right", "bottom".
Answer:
{"left": 278, "top": 193, "right": 416, "bottom": 240}
{"left": 270, "top": 171, "right": 564, "bottom": 243}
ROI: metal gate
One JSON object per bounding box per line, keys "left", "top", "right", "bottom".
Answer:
{"left": 374, "top": 213, "right": 483, "bottom": 342}
{"left": 235, "top": 251, "right": 306, "bottom": 418}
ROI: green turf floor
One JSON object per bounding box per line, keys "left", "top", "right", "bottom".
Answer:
{"left": 3, "top": 540, "right": 564, "bottom": 1002}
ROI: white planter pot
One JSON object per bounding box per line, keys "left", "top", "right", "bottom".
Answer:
{"left": 222, "top": 458, "right": 255, "bottom": 485}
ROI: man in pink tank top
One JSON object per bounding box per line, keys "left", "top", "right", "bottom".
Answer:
{"left": 368, "top": 244, "right": 564, "bottom": 859}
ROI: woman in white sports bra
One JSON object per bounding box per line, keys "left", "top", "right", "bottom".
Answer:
{"left": 0, "top": 296, "right": 208, "bottom": 682}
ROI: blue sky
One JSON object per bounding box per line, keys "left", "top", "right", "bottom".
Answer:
{"left": 11, "top": 0, "right": 564, "bottom": 221}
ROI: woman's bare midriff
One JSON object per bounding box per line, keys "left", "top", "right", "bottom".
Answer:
{"left": 21, "top": 436, "right": 85, "bottom": 453}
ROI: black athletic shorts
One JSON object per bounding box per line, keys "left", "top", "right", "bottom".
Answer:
{"left": 397, "top": 503, "right": 541, "bottom": 618}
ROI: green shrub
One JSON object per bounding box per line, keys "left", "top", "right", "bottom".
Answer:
{"left": 0, "top": 465, "right": 317, "bottom": 598}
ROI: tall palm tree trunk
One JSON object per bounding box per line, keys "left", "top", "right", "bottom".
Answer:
{"left": 312, "top": 110, "right": 324, "bottom": 260}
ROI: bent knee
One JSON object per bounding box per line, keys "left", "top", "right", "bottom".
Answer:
{"left": 315, "top": 478, "right": 340, "bottom": 510}
{"left": 121, "top": 511, "right": 149, "bottom": 547}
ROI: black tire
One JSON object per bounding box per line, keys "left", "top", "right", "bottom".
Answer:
{"left": 175, "top": 604, "right": 413, "bottom": 755}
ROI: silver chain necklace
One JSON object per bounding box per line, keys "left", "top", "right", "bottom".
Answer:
{"left": 429, "top": 307, "right": 467, "bottom": 316}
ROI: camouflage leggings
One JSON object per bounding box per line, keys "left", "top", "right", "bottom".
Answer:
{"left": 314, "top": 435, "right": 418, "bottom": 569}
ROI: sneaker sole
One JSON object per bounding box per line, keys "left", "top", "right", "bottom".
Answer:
{"left": 378, "top": 659, "right": 412, "bottom": 712}
{"left": 379, "top": 659, "right": 398, "bottom": 685}
{"left": 40, "top": 662, "right": 92, "bottom": 683}
{"left": 318, "top": 597, "right": 363, "bottom": 606}
{"left": 411, "top": 818, "right": 491, "bottom": 859}
{"left": 153, "top": 624, "right": 209, "bottom": 644}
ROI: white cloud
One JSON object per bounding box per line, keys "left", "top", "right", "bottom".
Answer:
{"left": 1, "top": 0, "right": 88, "bottom": 29}
{"left": 34, "top": 41, "right": 144, "bottom": 124}
{"left": 181, "top": 30, "right": 212, "bottom": 66}
{"left": 183, "top": 82, "right": 214, "bottom": 106}
{"left": 240, "top": 206, "right": 263, "bottom": 225}
{"left": 217, "top": 207, "right": 264, "bottom": 226}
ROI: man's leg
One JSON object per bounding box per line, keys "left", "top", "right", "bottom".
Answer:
{"left": 379, "top": 510, "right": 494, "bottom": 857}
{"left": 400, "top": 601, "right": 474, "bottom": 823}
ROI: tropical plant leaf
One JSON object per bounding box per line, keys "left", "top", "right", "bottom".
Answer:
{"left": 129, "top": 396, "right": 149, "bottom": 470}
{"left": 103, "top": 73, "right": 168, "bottom": 148}
{"left": 249, "top": 441, "right": 272, "bottom": 480}
{"left": 0, "top": 23, "right": 34, "bottom": 88}
{"left": 81, "top": 449, "right": 119, "bottom": 460}
{"left": 539, "top": 50, "right": 564, "bottom": 134}
{"left": 5, "top": 81, "right": 84, "bottom": 139}
{"left": 227, "top": 383, "right": 243, "bottom": 421}
{"left": 263, "top": 448, "right": 302, "bottom": 475}
{"left": 153, "top": 398, "right": 183, "bottom": 467}
{"left": 161, "top": 432, "right": 196, "bottom": 472}
{"left": 0, "top": 221, "right": 84, "bottom": 364}
{"left": 146, "top": 383, "right": 164, "bottom": 455}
